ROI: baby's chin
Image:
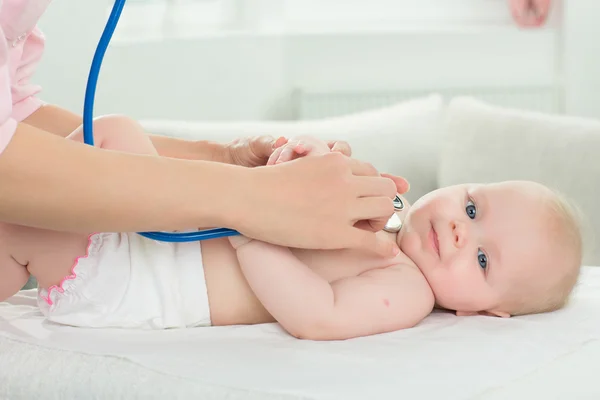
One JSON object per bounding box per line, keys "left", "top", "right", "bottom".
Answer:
{"left": 395, "top": 218, "right": 410, "bottom": 247}
{"left": 396, "top": 230, "right": 429, "bottom": 271}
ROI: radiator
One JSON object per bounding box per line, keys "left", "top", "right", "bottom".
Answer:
{"left": 292, "top": 86, "right": 562, "bottom": 119}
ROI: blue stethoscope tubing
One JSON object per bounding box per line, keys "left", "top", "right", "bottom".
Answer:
{"left": 83, "top": 0, "right": 240, "bottom": 242}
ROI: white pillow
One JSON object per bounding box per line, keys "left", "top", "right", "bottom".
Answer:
{"left": 439, "top": 97, "right": 600, "bottom": 265}
{"left": 142, "top": 94, "right": 445, "bottom": 203}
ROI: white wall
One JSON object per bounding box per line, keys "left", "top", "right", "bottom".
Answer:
{"left": 34, "top": 0, "right": 600, "bottom": 122}
{"left": 563, "top": 0, "right": 600, "bottom": 119}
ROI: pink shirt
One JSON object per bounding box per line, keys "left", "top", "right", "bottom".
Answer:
{"left": 0, "top": 0, "right": 51, "bottom": 154}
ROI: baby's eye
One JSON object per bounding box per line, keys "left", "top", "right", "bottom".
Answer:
{"left": 477, "top": 249, "right": 488, "bottom": 270}
{"left": 466, "top": 199, "right": 477, "bottom": 219}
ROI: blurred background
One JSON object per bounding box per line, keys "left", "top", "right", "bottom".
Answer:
{"left": 35, "top": 0, "right": 600, "bottom": 122}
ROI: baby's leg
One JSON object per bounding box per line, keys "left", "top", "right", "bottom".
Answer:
{"left": 67, "top": 115, "right": 158, "bottom": 155}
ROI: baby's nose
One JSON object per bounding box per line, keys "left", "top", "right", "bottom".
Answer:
{"left": 451, "top": 221, "right": 468, "bottom": 248}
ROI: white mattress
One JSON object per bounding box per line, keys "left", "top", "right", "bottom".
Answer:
{"left": 1, "top": 267, "right": 600, "bottom": 400}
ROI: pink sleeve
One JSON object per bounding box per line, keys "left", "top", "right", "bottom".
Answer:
{"left": 0, "top": 24, "right": 17, "bottom": 155}
{"left": 10, "top": 26, "right": 44, "bottom": 122}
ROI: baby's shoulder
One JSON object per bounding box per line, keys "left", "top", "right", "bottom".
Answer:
{"left": 382, "top": 260, "right": 430, "bottom": 292}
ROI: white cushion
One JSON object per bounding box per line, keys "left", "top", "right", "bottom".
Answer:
{"left": 439, "top": 97, "right": 600, "bottom": 265}
{"left": 142, "top": 94, "right": 444, "bottom": 203}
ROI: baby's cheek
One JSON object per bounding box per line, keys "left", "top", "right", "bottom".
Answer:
{"left": 446, "top": 259, "right": 487, "bottom": 293}
{"left": 432, "top": 274, "right": 479, "bottom": 310}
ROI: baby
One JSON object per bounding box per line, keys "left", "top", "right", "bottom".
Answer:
{"left": 0, "top": 116, "right": 583, "bottom": 340}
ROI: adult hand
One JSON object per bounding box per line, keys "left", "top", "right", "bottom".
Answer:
{"left": 354, "top": 172, "right": 410, "bottom": 233}
{"left": 237, "top": 152, "right": 410, "bottom": 258}
{"left": 509, "top": 0, "right": 551, "bottom": 27}
{"left": 267, "top": 135, "right": 409, "bottom": 233}
{"left": 224, "top": 136, "right": 352, "bottom": 167}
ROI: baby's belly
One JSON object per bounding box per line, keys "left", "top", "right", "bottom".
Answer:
{"left": 200, "top": 236, "right": 397, "bottom": 326}
{"left": 201, "top": 238, "right": 273, "bottom": 326}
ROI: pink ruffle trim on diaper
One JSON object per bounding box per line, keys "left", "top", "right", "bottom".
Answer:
{"left": 41, "top": 233, "right": 97, "bottom": 306}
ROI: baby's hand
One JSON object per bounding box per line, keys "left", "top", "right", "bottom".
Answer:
{"left": 267, "top": 136, "right": 331, "bottom": 165}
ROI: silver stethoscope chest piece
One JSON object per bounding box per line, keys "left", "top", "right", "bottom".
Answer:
{"left": 384, "top": 195, "right": 404, "bottom": 233}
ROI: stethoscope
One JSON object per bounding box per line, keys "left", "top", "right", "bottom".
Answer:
{"left": 83, "top": 0, "right": 238, "bottom": 242}
{"left": 83, "top": 0, "right": 404, "bottom": 243}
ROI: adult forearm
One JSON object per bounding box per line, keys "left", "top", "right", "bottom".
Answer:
{"left": 146, "top": 134, "right": 227, "bottom": 162}
{"left": 0, "top": 123, "right": 243, "bottom": 232}
{"left": 22, "top": 104, "right": 82, "bottom": 138}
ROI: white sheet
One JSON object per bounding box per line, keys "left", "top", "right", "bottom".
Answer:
{"left": 1, "top": 267, "right": 600, "bottom": 400}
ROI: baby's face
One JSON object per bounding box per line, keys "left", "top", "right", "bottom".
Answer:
{"left": 398, "top": 181, "right": 553, "bottom": 316}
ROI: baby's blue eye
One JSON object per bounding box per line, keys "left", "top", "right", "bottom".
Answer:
{"left": 477, "top": 249, "right": 488, "bottom": 269}
{"left": 466, "top": 200, "right": 477, "bottom": 219}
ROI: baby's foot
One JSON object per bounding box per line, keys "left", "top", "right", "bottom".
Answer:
{"left": 228, "top": 235, "right": 253, "bottom": 249}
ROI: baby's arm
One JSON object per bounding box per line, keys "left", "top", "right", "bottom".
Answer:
{"left": 230, "top": 239, "right": 434, "bottom": 340}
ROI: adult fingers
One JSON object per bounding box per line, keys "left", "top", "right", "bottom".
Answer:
{"left": 250, "top": 136, "right": 277, "bottom": 160}
{"left": 354, "top": 217, "right": 388, "bottom": 234}
{"left": 344, "top": 156, "right": 381, "bottom": 178}
{"left": 352, "top": 176, "right": 398, "bottom": 199}
{"left": 350, "top": 228, "right": 399, "bottom": 258}
{"left": 351, "top": 196, "right": 395, "bottom": 223}
{"left": 381, "top": 173, "right": 410, "bottom": 195}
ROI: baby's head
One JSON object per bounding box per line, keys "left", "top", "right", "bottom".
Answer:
{"left": 398, "top": 180, "right": 582, "bottom": 318}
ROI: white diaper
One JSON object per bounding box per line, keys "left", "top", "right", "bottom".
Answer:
{"left": 37, "top": 232, "right": 211, "bottom": 329}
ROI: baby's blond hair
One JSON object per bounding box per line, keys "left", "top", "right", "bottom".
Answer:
{"left": 503, "top": 188, "right": 583, "bottom": 316}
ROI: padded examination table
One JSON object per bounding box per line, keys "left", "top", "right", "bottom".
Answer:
{"left": 1, "top": 267, "right": 600, "bottom": 399}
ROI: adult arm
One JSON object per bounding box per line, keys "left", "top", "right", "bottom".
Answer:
{"left": 23, "top": 105, "right": 352, "bottom": 165}
{"left": 0, "top": 121, "right": 243, "bottom": 232}
{"left": 0, "top": 122, "right": 403, "bottom": 256}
